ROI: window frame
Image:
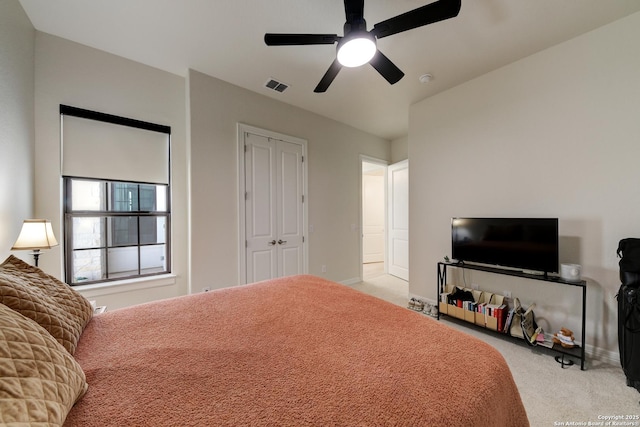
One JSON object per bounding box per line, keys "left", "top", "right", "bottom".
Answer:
{"left": 63, "top": 178, "right": 171, "bottom": 285}
{"left": 60, "top": 105, "right": 171, "bottom": 286}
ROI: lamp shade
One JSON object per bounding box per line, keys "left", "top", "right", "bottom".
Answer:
{"left": 11, "top": 219, "right": 59, "bottom": 250}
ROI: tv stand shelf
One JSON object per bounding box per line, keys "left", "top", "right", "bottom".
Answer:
{"left": 436, "top": 262, "right": 587, "bottom": 370}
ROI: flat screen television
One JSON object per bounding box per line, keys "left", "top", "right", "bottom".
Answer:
{"left": 451, "top": 218, "right": 559, "bottom": 274}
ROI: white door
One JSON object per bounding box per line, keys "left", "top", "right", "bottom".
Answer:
{"left": 362, "top": 171, "right": 385, "bottom": 263}
{"left": 388, "top": 160, "right": 409, "bottom": 280}
{"left": 245, "top": 132, "right": 304, "bottom": 283}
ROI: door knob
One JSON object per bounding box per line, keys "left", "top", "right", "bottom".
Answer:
{"left": 278, "top": 239, "right": 287, "bottom": 245}
{"left": 268, "top": 240, "right": 276, "bottom": 246}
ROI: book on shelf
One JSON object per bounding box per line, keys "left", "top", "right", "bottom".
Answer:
{"left": 503, "top": 307, "right": 516, "bottom": 334}
{"left": 482, "top": 303, "right": 507, "bottom": 330}
{"left": 496, "top": 304, "right": 506, "bottom": 332}
{"left": 538, "top": 332, "right": 555, "bottom": 349}
{"left": 484, "top": 303, "right": 500, "bottom": 317}
{"left": 477, "top": 302, "right": 487, "bottom": 314}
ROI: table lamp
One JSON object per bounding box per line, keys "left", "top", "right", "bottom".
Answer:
{"left": 11, "top": 219, "right": 59, "bottom": 267}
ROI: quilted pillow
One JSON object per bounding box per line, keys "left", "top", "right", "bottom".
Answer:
{"left": 0, "top": 303, "right": 88, "bottom": 425}
{"left": 0, "top": 255, "right": 92, "bottom": 355}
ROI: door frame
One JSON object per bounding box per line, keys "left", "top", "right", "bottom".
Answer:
{"left": 237, "top": 123, "right": 309, "bottom": 284}
{"left": 359, "top": 155, "right": 388, "bottom": 281}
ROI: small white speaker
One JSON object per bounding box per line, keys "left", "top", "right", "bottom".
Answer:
{"left": 560, "top": 263, "right": 581, "bottom": 282}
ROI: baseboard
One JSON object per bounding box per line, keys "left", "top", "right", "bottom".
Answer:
{"left": 340, "top": 277, "right": 362, "bottom": 286}
{"left": 586, "top": 344, "right": 620, "bottom": 366}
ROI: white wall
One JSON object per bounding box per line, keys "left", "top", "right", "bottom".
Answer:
{"left": 34, "top": 33, "right": 189, "bottom": 309}
{"left": 0, "top": 0, "right": 35, "bottom": 259}
{"left": 409, "top": 11, "right": 640, "bottom": 361}
{"left": 188, "top": 70, "right": 390, "bottom": 289}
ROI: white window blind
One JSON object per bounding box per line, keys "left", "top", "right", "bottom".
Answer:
{"left": 61, "top": 107, "right": 170, "bottom": 184}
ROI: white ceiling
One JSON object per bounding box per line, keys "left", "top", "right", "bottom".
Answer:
{"left": 19, "top": 0, "right": 640, "bottom": 141}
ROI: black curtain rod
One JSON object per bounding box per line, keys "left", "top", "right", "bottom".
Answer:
{"left": 60, "top": 104, "right": 170, "bottom": 135}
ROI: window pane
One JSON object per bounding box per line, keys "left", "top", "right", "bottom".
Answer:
{"left": 140, "top": 216, "right": 164, "bottom": 245}
{"left": 141, "top": 244, "right": 166, "bottom": 273}
{"left": 155, "top": 185, "right": 168, "bottom": 212}
{"left": 71, "top": 180, "right": 105, "bottom": 211}
{"left": 72, "top": 217, "right": 104, "bottom": 249}
{"left": 139, "top": 184, "right": 157, "bottom": 211}
{"left": 108, "top": 216, "right": 138, "bottom": 246}
{"left": 110, "top": 183, "right": 138, "bottom": 212}
{"left": 107, "top": 246, "right": 139, "bottom": 278}
{"left": 72, "top": 249, "right": 105, "bottom": 283}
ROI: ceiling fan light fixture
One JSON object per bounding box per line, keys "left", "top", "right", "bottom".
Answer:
{"left": 337, "top": 33, "right": 376, "bottom": 68}
{"left": 265, "top": 0, "right": 462, "bottom": 91}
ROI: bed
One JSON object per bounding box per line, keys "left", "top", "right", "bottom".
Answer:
{"left": 0, "top": 256, "right": 529, "bottom": 426}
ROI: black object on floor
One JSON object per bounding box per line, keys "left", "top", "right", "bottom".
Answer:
{"left": 617, "top": 238, "right": 640, "bottom": 393}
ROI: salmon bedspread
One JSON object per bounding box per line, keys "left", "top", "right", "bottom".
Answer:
{"left": 65, "top": 275, "right": 529, "bottom": 426}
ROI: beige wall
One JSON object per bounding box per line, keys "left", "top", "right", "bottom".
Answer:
{"left": 7, "top": 22, "right": 389, "bottom": 308}
{"left": 0, "top": 0, "right": 35, "bottom": 259}
{"left": 33, "top": 33, "right": 189, "bottom": 309}
{"left": 409, "top": 11, "right": 640, "bottom": 361}
{"left": 391, "top": 136, "right": 408, "bottom": 163}
{"left": 188, "top": 70, "right": 390, "bottom": 289}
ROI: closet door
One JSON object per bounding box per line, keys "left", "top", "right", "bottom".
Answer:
{"left": 244, "top": 133, "right": 304, "bottom": 282}
{"left": 276, "top": 140, "right": 304, "bottom": 277}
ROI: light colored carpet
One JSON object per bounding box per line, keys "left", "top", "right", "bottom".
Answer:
{"left": 352, "top": 271, "right": 640, "bottom": 426}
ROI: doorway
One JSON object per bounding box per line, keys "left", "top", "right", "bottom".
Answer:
{"left": 360, "top": 157, "right": 409, "bottom": 282}
{"left": 362, "top": 159, "right": 387, "bottom": 279}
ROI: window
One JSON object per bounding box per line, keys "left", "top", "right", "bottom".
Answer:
{"left": 60, "top": 105, "right": 171, "bottom": 285}
{"left": 64, "top": 179, "right": 170, "bottom": 284}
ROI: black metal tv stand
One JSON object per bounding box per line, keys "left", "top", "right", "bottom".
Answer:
{"left": 437, "top": 262, "right": 587, "bottom": 370}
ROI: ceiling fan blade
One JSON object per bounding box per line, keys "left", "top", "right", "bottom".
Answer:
{"left": 314, "top": 59, "right": 343, "bottom": 93}
{"left": 369, "top": 50, "right": 404, "bottom": 85}
{"left": 371, "top": 0, "right": 461, "bottom": 39}
{"left": 264, "top": 33, "right": 340, "bottom": 46}
{"left": 344, "top": 0, "right": 365, "bottom": 24}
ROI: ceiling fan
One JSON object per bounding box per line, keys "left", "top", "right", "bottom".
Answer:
{"left": 264, "top": 0, "right": 462, "bottom": 93}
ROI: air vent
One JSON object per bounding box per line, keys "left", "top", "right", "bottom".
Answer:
{"left": 265, "top": 78, "right": 289, "bottom": 93}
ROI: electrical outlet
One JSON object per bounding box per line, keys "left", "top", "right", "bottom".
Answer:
{"left": 202, "top": 287, "right": 211, "bottom": 293}
{"left": 471, "top": 283, "right": 479, "bottom": 290}
{"left": 321, "top": 265, "right": 327, "bottom": 273}
{"left": 504, "top": 290, "right": 512, "bottom": 298}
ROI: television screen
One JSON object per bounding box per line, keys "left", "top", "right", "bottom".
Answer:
{"left": 451, "top": 218, "right": 559, "bottom": 273}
